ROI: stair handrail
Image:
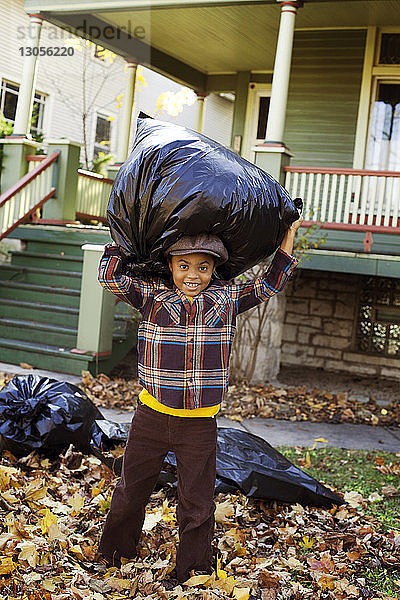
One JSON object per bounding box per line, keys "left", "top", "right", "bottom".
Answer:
{"left": 0, "top": 151, "right": 60, "bottom": 241}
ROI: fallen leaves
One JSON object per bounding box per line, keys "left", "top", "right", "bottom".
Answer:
{"left": 381, "top": 485, "right": 400, "bottom": 497}
{"left": 80, "top": 370, "right": 142, "bottom": 412}
{"left": 222, "top": 382, "right": 399, "bottom": 427}
{"left": 0, "top": 441, "right": 396, "bottom": 600}
{"left": 75, "top": 371, "right": 400, "bottom": 427}
{"left": 343, "top": 491, "right": 365, "bottom": 509}
{"left": 1, "top": 370, "right": 399, "bottom": 429}
{"left": 0, "top": 372, "right": 399, "bottom": 599}
{"left": 215, "top": 500, "right": 235, "bottom": 524}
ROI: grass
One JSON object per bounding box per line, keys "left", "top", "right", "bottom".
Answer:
{"left": 277, "top": 446, "right": 400, "bottom": 598}
{"left": 277, "top": 446, "right": 400, "bottom": 531}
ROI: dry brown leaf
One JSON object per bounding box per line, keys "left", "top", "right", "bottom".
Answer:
{"left": 261, "top": 590, "right": 278, "bottom": 600}
{"left": 215, "top": 500, "right": 235, "bottom": 524}
{"left": 183, "top": 574, "right": 212, "bottom": 587}
{"left": 381, "top": 485, "right": 399, "bottom": 497}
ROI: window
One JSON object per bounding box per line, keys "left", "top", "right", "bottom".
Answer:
{"left": 364, "top": 82, "right": 400, "bottom": 171}
{"left": 256, "top": 96, "right": 270, "bottom": 140}
{"left": 31, "top": 92, "right": 46, "bottom": 135}
{"left": 379, "top": 33, "right": 400, "bottom": 65}
{"left": 93, "top": 114, "right": 111, "bottom": 159}
{"left": 0, "top": 80, "right": 19, "bottom": 122}
{"left": 0, "top": 79, "right": 47, "bottom": 135}
{"left": 363, "top": 30, "right": 400, "bottom": 171}
{"left": 357, "top": 276, "right": 400, "bottom": 357}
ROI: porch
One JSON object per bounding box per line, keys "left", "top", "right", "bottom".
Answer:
{"left": 0, "top": 0, "right": 399, "bottom": 376}
{"left": 2, "top": 145, "right": 400, "bottom": 274}
{"left": 12, "top": 0, "right": 399, "bottom": 273}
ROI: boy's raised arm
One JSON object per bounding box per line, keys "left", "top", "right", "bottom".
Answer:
{"left": 232, "top": 218, "right": 303, "bottom": 314}
{"left": 98, "top": 243, "right": 157, "bottom": 310}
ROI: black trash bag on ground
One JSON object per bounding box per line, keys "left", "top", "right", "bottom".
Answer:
{"left": 91, "top": 420, "right": 344, "bottom": 508}
{"left": 0, "top": 375, "right": 103, "bottom": 458}
{"left": 215, "top": 428, "right": 344, "bottom": 507}
{"left": 90, "top": 419, "right": 131, "bottom": 452}
{"left": 89, "top": 420, "right": 131, "bottom": 471}
{"left": 107, "top": 112, "right": 302, "bottom": 280}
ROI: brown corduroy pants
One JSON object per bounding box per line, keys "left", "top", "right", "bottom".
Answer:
{"left": 98, "top": 402, "right": 217, "bottom": 583}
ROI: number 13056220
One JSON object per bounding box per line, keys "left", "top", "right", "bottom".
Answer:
{"left": 19, "top": 46, "right": 74, "bottom": 56}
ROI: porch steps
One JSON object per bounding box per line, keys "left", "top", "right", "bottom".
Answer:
{"left": 0, "top": 225, "right": 139, "bottom": 376}
{"left": 0, "top": 281, "right": 80, "bottom": 307}
{"left": 0, "top": 264, "right": 82, "bottom": 289}
{"left": 11, "top": 251, "right": 83, "bottom": 271}
{"left": 0, "top": 298, "right": 79, "bottom": 327}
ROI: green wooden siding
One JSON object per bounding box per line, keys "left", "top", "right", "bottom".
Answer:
{"left": 284, "top": 29, "right": 366, "bottom": 168}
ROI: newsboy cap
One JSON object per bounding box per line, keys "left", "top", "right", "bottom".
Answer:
{"left": 166, "top": 233, "right": 228, "bottom": 265}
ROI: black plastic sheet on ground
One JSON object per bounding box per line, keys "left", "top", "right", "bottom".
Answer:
{"left": 90, "top": 419, "right": 344, "bottom": 508}
{"left": 107, "top": 112, "right": 302, "bottom": 280}
{"left": 0, "top": 375, "right": 103, "bottom": 458}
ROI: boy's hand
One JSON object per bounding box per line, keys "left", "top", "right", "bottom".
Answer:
{"left": 287, "top": 217, "right": 304, "bottom": 235}
{"left": 280, "top": 217, "right": 303, "bottom": 255}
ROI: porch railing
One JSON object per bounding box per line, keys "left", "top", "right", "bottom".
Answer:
{"left": 284, "top": 166, "right": 400, "bottom": 232}
{"left": 0, "top": 152, "right": 59, "bottom": 241}
{"left": 27, "top": 154, "right": 46, "bottom": 172}
{"left": 75, "top": 170, "right": 113, "bottom": 223}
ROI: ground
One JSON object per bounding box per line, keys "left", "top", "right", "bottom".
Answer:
{"left": 106, "top": 350, "right": 400, "bottom": 427}
{"left": 0, "top": 444, "right": 399, "bottom": 600}
{"left": 277, "top": 366, "right": 398, "bottom": 407}
{"left": 0, "top": 368, "right": 399, "bottom": 599}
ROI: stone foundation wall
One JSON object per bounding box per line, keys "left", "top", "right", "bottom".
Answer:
{"left": 231, "top": 293, "right": 287, "bottom": 383}
{"left": 281, "top": 270, "right": 400, "bottom": 381}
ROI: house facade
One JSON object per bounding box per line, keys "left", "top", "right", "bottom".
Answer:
{"left": 0, "top": 0, "right": 399, "bottom": 382}
{"left": 0, "top": 0, "right": 233, "bottom": 169}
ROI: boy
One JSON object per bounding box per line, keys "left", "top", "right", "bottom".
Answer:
{"left": 96, "top": 218, "right": 302, "bottom": 583}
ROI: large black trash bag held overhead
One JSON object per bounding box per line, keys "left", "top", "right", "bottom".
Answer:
{"left": 107, "top": 112, "right": 302, "bottom": 280}
{"left": 91, "top": 421, "right": 344, "bottom": 508}
{"left": 0, "top": 375, "right": 104, "bottom": 458}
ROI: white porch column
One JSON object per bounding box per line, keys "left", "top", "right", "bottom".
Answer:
{"left": 196, "top": 92, "right": 208, "bottom": 134}
{"left": 265, "top": 1, "right": 302, "bottom": 143}
{"left": 13, "top": 14, "right": 43, "bottom": 136}
{"left": 116, "top": 60, "right": 138, "bottom": 162}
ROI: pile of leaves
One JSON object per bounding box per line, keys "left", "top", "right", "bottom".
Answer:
{"left": 0, "top": 443, "right": 399, "bottom": 600}
{"left": 1, "top": 370, "right": 398, "bottom": 427}
{"left": 76, "top": 372, "right": 399, "bottom": 427}
{"left": 220, "top": 383, "right": 399, "bottom": 427}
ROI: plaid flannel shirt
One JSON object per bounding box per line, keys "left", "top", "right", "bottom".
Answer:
{"left": 98, "top": 245, "right": 298, "bottom": 410}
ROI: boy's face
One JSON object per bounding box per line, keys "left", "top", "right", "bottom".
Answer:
{"left": 169, "top": 252, "right": 215, "bottom": 296}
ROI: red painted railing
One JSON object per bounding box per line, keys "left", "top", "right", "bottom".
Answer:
{"left": 284, "top": 166, "right": 400, "bottom": 236}
{"left": 0, "top": 152, "right": 59, "bottom": 240}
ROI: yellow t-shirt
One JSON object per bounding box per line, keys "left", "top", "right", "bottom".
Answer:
{"left": 138, "top": 295, "right": 221, "bottom": 418}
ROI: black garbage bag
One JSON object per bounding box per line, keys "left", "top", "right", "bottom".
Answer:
{"left": 0, "top": 375, "right": 103, "bottom": 458}
{"left": 90, "top": 419, "right": 131, "bottom": 452}
{"left": 107, "top": 112, "right": 302, "bottom": 280}
{"left": 215, "top": 428, "right": 344, "bottom": 507}
{"left": 91, "top": 421, "right": 344, "bottom": 508}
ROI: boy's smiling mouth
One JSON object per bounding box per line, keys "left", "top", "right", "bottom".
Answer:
{"left": 184, "top": 282, "right": 200, "bottom": 290}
